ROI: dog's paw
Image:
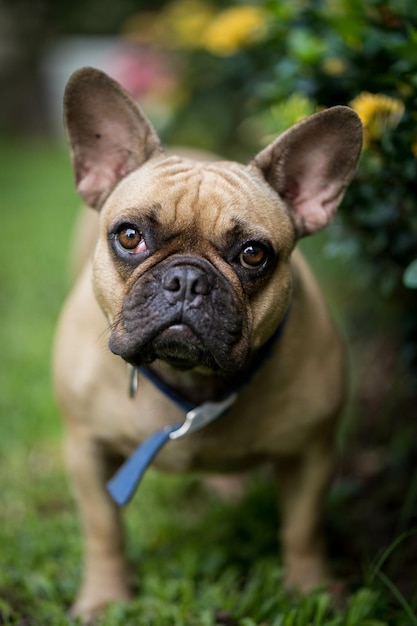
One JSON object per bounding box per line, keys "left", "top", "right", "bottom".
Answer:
{"left": 284, "top": 553, "right": 330, "bottom": 595}
{"left": 284, "top": 556, "right": 348, "bottom": 608}
{"left": 69, "top": 584, "right": 132, "bottom": 624}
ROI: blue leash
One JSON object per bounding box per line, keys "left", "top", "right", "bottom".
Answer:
{"left": 107, "top": 428, "right": 177, "bottom": 506}
{"left": 107, "top": 312, "right": 289, "bottom": 506}
{"left": 107, "top": 393, "right": 237, "bottom": 505}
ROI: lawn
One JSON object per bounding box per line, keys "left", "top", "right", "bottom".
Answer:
{"left": 0, "top": 139, "right": 415, "bottom": 625}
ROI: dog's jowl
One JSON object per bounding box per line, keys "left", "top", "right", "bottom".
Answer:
{"left": 53, "top": 67, "right": 362, "bottom": 621}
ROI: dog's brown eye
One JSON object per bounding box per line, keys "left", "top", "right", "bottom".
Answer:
{"left": 239, "top": 244, "right": 267, "bottom": 268}
{"left": 118, "top": 227, "right": 140, "bottom": 249}
{"left": 117, "top": 227, "right": 146, "bottom": 253}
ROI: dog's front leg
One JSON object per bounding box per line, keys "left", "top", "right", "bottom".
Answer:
{"left": 275, "top": 430, "right": 336, "bottom": 595}
{"left": 65, "top": 429, "right": 132, "bottom": 621}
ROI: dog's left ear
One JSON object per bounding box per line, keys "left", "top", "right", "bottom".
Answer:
{"left": 253, "top": 106, "right": 363, "bottom": 237}
{"left": 64, "top": 67, "right": 165, "bottom": 209}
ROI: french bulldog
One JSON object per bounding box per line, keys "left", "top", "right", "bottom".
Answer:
{"left": 53, "top": 67, "right": 362, "bottom": 621}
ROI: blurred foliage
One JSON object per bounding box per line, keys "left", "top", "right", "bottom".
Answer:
{"left": 123, "top": 0, "right": 417, "bottom": 373}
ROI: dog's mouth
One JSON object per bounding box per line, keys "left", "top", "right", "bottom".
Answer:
{"left": 151, "top": 324, "right": 205, "bottom": 370}
{"left": 110, "top": 320, "right": 220, "bottom": 371}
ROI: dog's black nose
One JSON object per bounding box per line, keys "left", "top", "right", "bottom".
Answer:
{"left": 162, "top": 265, "right": 211, "bottom": 306}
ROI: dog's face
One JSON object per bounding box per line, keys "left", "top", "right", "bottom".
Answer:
{"left": 93, "top": 156, "right": 295, "bottom": 373}
{"left": 64, "top": 68, "right": 362, "bottom": 376}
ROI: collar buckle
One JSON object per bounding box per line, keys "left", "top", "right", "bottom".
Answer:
{"left": 169, "top": 392, "right": 238, "bottom": 440}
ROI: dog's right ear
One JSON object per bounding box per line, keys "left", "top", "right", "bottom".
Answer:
{"left": 252, "top": 106, "right": 362, "bottom": 237}
{"left": 64, "top": 67, "right": 165, "bottom": 209}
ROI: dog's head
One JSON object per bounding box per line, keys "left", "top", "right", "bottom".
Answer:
{"left": 64, "top": 68, "right": 362, "bottom": 375}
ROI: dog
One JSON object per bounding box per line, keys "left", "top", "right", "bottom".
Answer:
{"left": 53, "top": 67, "right": 362, "bottom": 621}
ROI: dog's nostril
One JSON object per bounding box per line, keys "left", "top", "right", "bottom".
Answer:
{"left": 163, "top": 274, "right": 182, "bottom": 293}
{"left": 191, "top": 272, "right": 210, "bottom": 295}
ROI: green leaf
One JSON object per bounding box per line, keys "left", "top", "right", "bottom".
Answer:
{"left": 403, "top": 259, "right": 417, "bottom": 289}
{"left": 345, "top": 589, "right": 379, "bottom": 625}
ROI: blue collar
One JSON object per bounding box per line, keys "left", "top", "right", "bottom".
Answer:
{"left": 107, "top": 311, "right": 289, "bottom": 506}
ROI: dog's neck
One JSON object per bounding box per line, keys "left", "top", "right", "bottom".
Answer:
{"left": 145, "top": 361, "right": 232, "bottom": 406}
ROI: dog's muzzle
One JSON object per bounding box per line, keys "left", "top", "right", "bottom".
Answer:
{"left": 109, "top": 256, "right": 248, "bottom": 373}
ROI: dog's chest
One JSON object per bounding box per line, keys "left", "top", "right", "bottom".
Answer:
{"left": 93, "top": 371, "right": 318, "bottom": 473}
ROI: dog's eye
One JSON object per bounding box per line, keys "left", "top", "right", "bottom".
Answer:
{"left": 239, "top": 243, "right": 267, "bottom": 269}
{"left": 117, "top": 226, "right": 147, "bottom": 254}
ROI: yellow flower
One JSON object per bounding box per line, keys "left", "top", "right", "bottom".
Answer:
{"left": 350, "top": 92, "right": 405, "bottom": 147}
{"left": 321, "top": 57, "right": 348, "bottom": 77}
{"left": 202, "top": 6, "right": 268, "bottom": 56}
{"left": 125, "top": 1, "right": 215, "bottom": 49}
{"left": 161, "top": 0, "right": 215, "bottom": 49}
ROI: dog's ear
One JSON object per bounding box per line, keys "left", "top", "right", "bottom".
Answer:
{"left": 64, "top": 67, "right": 165, "bottom": 209}
{"left": 253, "top": 106, "right": 362, "bottom": 237}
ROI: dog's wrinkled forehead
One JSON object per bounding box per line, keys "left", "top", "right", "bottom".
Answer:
{"left": 103, "top": 155, "right": 293, "bottom": 249}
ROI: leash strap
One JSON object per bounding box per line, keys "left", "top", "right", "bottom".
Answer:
{"left": 106, "top": 393, "right": 238, "bottom": 506}
{"left": 107, "top": 425, "right": 179, "bottom": 506}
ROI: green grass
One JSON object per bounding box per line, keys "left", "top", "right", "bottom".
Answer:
{"left": 0, "top": 139, "right": 414, "bottom": 624}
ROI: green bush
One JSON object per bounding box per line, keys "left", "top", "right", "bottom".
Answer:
{"left": 134, "top": 0, "right": 417, "bottom": 371}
